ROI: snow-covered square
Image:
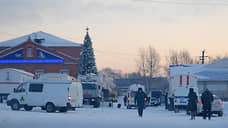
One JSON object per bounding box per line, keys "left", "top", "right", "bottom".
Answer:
{"left": 0, "top": 102, "right": 227, "bottom": 128}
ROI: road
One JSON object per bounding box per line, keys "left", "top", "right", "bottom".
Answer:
{"left": 0, "top": 102, "right": 227, "bottom": 128}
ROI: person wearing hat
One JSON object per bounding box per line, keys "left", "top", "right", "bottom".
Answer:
{"left": 135, "top": 88, "right": 147, "bottom": 117}
{"left": 201, "top": 88, "right": 214, "bottom": 120}
{"left": 187, "top": 88, "right": 198, "bottom": 120}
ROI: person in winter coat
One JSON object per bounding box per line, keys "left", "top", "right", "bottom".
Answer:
{"left": 201, "top": 88, "right": 214, "bottom": 120}
{"left": 123, "top": 96, "right": 127, "bottom": 106}
{"left": 135, "top": 88, "right": 147, "bottom": 117}
{"left": 187, "top": 88, "right": 198, "bottom": 120}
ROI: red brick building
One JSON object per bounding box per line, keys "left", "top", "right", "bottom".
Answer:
{"left": 0, "top": 31, "right": 82, "bottom": 78}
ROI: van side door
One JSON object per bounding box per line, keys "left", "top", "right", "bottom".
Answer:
{"left": 27, "top": 83, "right": 44, "bottom": 106}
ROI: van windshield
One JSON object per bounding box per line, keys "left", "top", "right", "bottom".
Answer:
{"left": 15, "top": 83, "right": 26, "bottom": 92}
{"left": 82, "top": 83, "right": 97, "bottom": 90}
{"left": 151, "top": 91, "right": 162, "bottom": 98}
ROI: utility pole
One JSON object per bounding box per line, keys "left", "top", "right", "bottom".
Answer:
{"left": 200, "top": 50, "right": 208, "bottom": 64}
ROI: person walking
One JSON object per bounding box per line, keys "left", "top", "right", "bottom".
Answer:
{"left": 135, "top": 88, "right": 147, "bottom": 117}
{"left": 123, "top": 95, "right": 127, "bottom": 106}
{"left": 187, "top": 88, "right": 198, "bottom": 120}
{"left": 201, "top": 88, "right": 214, "bottom": 120}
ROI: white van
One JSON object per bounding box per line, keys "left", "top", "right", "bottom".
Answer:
{"left": 174, "top": 86, "right": 199, "bottom": 112}
{"left": 6, "top": 73, "right": 83, "bottom": 113}
{"left": 127, "top": 84, "right": 145, "bottom": 109}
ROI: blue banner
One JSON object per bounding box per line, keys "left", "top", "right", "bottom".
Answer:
{"left": 0, "top": 49, "right": 23, "bottom": 60}
{"left": 37, "top": 49, "right": 62, "bottom": 60}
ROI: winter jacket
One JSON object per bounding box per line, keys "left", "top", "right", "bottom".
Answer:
{"left": 135, "top": 91, "right": 147, "bottom": 107}
{"left": 188, "top": 90, "right": 198, "bottom": 111}
{"left": 201, "top": 90, "right": 214, "bottom": 110}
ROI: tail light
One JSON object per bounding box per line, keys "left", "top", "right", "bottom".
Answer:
{"left": 174, "top": 99, "right": 177, "bottom": 103}
{"left": 219, "top": 101, "right": 223, "bottom": 104}
{"left": 198, "top": 101, "right": 202, "bottom": 104}
{"left": 68, "top": 94, "right": 71, "bottom": 101}
{"left": 144, "top": 98, "right": 147, "bottom": 103}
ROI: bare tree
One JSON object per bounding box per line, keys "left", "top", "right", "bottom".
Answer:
{"left": 178, "top": 50, "right": 193, "bottom": 64}
{"left": 208, "top": 53, "right": 228, "bottom": 63}
{"left": 136, "top": 48, "right": 148, "bottom": 77}
{"left": 168, "top": 49, "right": 193, "bottom": 65}
{"left": 169, "top": 50, "right": 179, "bottom": 65}
{"left": 136, "top": 46, "right": 160, "bottom": 92}
{"left": 164, "top": 49, "right": 194, "bottom": 77}
{"left": 146, "top": 46, "right": 160, "bottom": 78}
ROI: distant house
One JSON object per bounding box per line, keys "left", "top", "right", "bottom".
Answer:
{"left": 0, "top": 31, "right": 82, "bottom": 78}
{"left": 114, "top": 77, "right": 168, "bottom": 96}
{"left": 169, "top": 58, "right": 228, "bottom": 101}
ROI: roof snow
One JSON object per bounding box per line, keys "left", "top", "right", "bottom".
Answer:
{"left": 0, "top": 68, "right": 34, "bottom": 77}
{"left": 169, "top": 58, "right": 228, "bottom": 81}
{"left": 0, "top": 31, "right": 82, "bottom": 47}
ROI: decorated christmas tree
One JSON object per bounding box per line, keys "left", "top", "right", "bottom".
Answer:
{"left": 78, "top": 28, "right": 98, "bottom": 75}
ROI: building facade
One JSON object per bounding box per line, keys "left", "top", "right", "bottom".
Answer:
{"left": 0, "top": 31, "right": 82, "bottom": 78}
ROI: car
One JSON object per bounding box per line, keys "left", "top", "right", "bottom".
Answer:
{"left": 197, "top": 95, "right": 224, "bottom": 117}
{"left": 150, "top": 97, "right": 161, "bottom": 106}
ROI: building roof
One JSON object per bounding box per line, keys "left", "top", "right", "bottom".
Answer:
{"left": 0, "top": 31, "right": 81, "bottom": 47}
{"left": 169, "top": 58, "right": 228, "bottom": 81}
{"left": 194, "top": 70, "right": 228, "bottom": 81}
{"left": 0, "top": 68, "right": 34, "bottom": 76}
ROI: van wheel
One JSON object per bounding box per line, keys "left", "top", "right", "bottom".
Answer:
{"left": 93, "top": 101, "right": 100, "bottom": 108}
{"left": 59, "top": 107, "right": 68, "bottom": 112}
{"left": 11, "top": 100, "right": 20, "bottom": 110}
{"left": 41, "top": 106, "right": 46, "bottom": 110}
{"left": 46, "top": 103, "right": 56, "bottom": 113}
{"left": 24, "top": 105, "right": 33, "bottom": 111}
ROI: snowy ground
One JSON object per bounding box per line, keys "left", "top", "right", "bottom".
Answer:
{"left": 0, "top": 102, "right": 227, "bottom": 128}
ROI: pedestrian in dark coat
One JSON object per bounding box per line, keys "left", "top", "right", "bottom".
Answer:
{"left": 187, "top": 88, "right": 198, "bottom": 120}
{"left": 135, "top": 88, "right": 147, "bottom": 117}
{"left": 123, "top": 96, "right": 127, "bottom": 106}
{"left": 201, "top": 88, "right": 214, "bottom": 120}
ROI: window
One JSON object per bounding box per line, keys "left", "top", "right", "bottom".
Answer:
{"left": 82, "top": 83, "right": 96, "bottom": 90}
{"left": 29, "top": 84, "right": 43, "bottom": 92}
{"left": 15, "top": 83, "right": 26, "bottom": 93}
{"left": 60, "top": 69, "right": 69, "bottom": 75}
{"left": 27, "top": 48, "right": 33, "bottom": 57}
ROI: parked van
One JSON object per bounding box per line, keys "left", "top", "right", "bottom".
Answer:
{"left": 174, "top": 86, "right": 199, "bottom": 112}
{"left": 127, "top": 84, "right": 146, "bottom": 109}
{"left": 6, "top": 73, "right": 83, "bottom": 112}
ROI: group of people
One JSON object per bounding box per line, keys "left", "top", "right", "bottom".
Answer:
{"left": 133, "top": 87, "right": 214, "bottom": 120}
{"left": 188, "top": 88, "right": 214, "bottom": 120}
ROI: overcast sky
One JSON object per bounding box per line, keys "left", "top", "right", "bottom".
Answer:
{"left": 0, "top": 0, "right": 228, "bottom": 74}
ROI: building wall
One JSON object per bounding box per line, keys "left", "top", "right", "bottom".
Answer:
{"left": 49, "top": 47, "right": 81, "bottom": 58}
